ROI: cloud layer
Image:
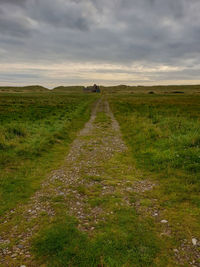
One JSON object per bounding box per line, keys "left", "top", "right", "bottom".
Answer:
{"left": 0, "top": 0, "right": 200, "bottom": 86}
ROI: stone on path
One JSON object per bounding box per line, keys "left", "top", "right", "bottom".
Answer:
{"left": 192, "top": 238, "right": 197, "bottom": 246}
{"left": 161, "top": 220, "right": 168, "bottom": 224}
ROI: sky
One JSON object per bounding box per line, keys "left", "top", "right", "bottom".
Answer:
{"left": 0, "top": 0, "right": 200, "bottom": 88}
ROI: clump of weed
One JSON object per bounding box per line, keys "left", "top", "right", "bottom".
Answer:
{"left": 7, "top": 125, "right": 27, "bottom": 138}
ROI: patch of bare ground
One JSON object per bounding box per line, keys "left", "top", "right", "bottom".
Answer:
{"left": 0, "top": 98, "right": 199, "bottom": 266}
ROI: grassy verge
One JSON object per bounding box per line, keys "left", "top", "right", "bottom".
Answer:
{"left": 108, "top": 94, "right": 200, "bottom": 262}
{"left": 0, "top": 92, "right": 98, "bottom": 216}
{"left": 109, "top": 94, "right": 200, "bottom": 197}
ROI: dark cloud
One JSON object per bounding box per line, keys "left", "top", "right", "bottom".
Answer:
{"left": 0, "top": 0, "right": 26, "bottom": 6}
{"left": 0, "top": 17, "right": 31, "bottom": 37}
{"left": 30, "top": 0, "right": 93, "bottom": 31}
{"left": 0, "top": 0, "right": 200, "bottom": 85}
{"left": 0, "top": 6, "right": 33, "bottom": 37}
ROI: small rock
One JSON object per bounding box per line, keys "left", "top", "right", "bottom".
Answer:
{"left": 20, "top": 265, "right": 26, "bottom": 267}
{"left": 161, "top": 220, "right": 168, "bottom": 224}
{"left": 173, "top": 249, "right": 179, "bottom": 253}
{"left": 192, "top": 238, "right": 197, "bottom": 246}
{"left": 126, "top": 187, "right": 132, "bottom": 191}
{"left": 17, "top": 244, "right": 23, "bottom": 249}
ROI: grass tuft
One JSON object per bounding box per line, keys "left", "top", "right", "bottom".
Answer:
{"left": 32, "top": 209, "right": 159, "bottom": 267}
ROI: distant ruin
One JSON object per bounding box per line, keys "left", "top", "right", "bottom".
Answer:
{"left": 83, "top": 84, "right": 100, "bottom": 93}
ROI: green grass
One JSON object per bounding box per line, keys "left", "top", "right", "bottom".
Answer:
{"left": 109, "top": 95, "right": 200, "bottom": 179}
{"left": 0, "top": 85, "right": 48, "bottom": 92}
{"left": 52, "top": 86, "right": 85, "bottom": 93}
{"left": 108, "top": 93, "right": 200, "bottom": 259}
{"left": 32, "top": 209, "right": 159, "bottom": 267}
{"left": 29, "top": 97, "right": 159, "bottom": 266}
{"left": 1, "top": 88, "right": 200, "bottom": 266}
{"left": 101, "top": 84, "right": 200, "bottom": 94}
{"left": 94, "top": 112, "right": 111, "bottom": 125}
{"left": 0, "top": 92, "right": 97, "bottom": 215}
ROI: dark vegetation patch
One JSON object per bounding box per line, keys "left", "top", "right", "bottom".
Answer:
{"left": 100, "top": 84, "right": 200, "bottom": 94}
{"left": 172, "top": 91, "right": 184, "bottom": 94}
{"left": 52, "top": 86, "right": 84, "bottom": 93}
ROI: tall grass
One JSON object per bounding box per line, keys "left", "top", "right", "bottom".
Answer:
{"left": 109, "top": 95, "right": 200, "bottom": 204}
{"left": 0, "top": 93, "right": 97, "bottom": 215}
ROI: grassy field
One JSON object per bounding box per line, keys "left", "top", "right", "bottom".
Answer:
{"left": 0, "top": 92, "right": 97, "bottom": 215}
{"left": 100, "top": 84, "right": 200, "bottom": 95}
{"left": 0, "top": 85, "right": 49, "bottom": 93}
{"left": 0, "top": 86, "right": 200, "bottom": 266}
{"left": 108, "top": 93, "right": 200, "bottom": 264}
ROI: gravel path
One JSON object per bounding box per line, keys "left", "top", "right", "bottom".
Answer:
{"left": 1, "top": 99, "right": 197, "bottom": 266}
{"left": 0, "top": 99, "right": 131, "bottom": 266}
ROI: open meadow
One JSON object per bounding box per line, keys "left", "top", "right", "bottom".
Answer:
{"left": 0, "top": 90, "right": 97, "bottom": 215}
{"left": 0, "top": 86, "right": 199, "bottom": 266}
{"left": 107, "top": 89, "right": 200, "bottom": 266}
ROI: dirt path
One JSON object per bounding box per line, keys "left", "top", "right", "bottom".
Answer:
{"left": 1, "top": 99, "right": 197, "bottom": 266}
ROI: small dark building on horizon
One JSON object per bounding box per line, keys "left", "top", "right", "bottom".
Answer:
{"left": 83, "top": 84, "right": 101, "bottom": 93}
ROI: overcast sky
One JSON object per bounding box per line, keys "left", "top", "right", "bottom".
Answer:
{"left": 0, "top": 0, "right": 200, "bottom": 87}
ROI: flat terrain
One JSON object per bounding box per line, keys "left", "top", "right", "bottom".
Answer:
{"left": 108, "top": 93, "right": 200, "bottom": 266}
{"left": 0, "top": 88, "right": 199, "bottom": 266}
{"left": 0, "top": 92, "right": 97, "bottom": 215}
